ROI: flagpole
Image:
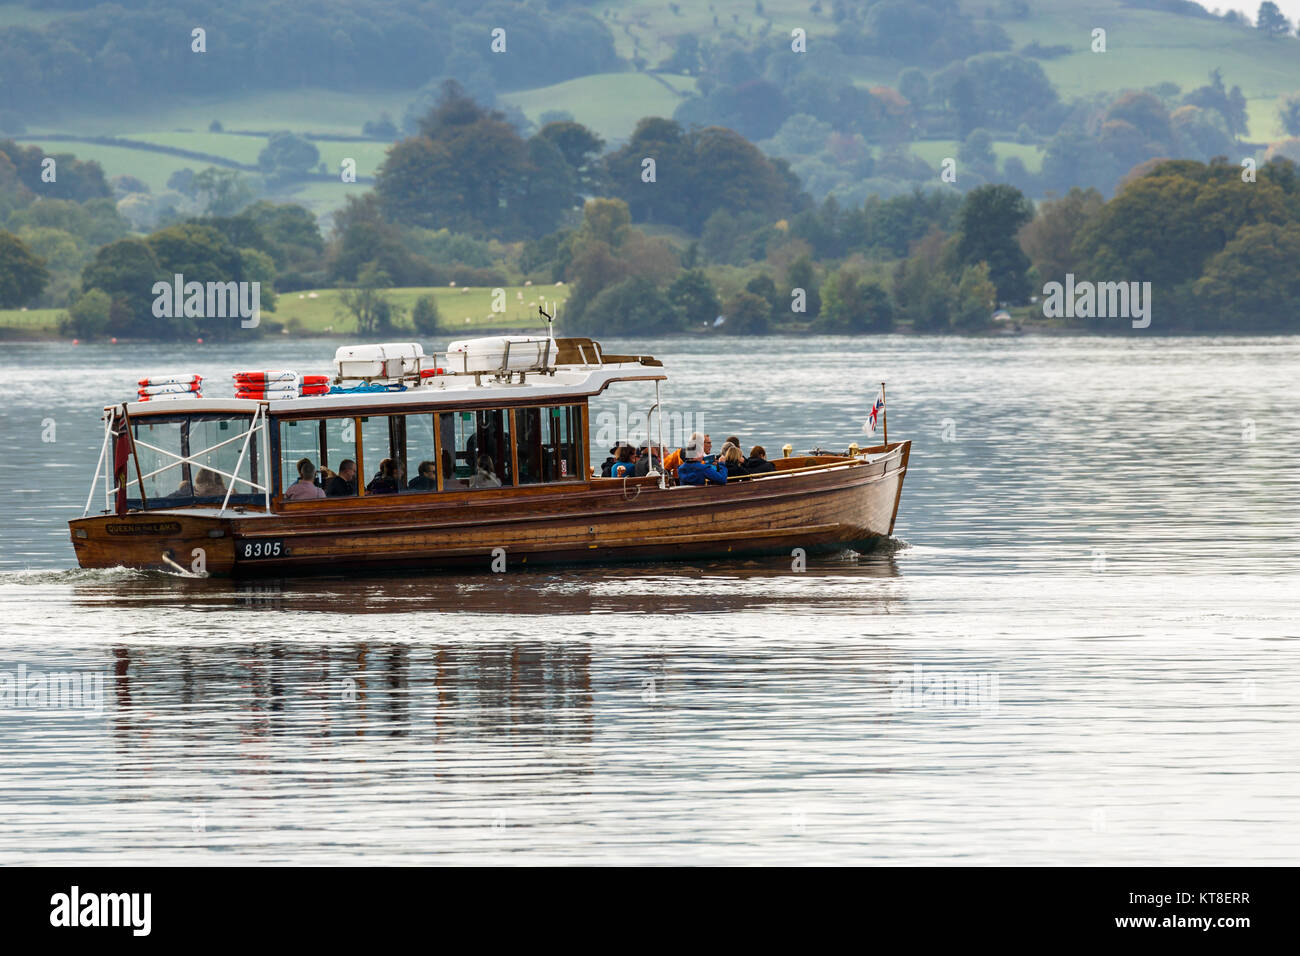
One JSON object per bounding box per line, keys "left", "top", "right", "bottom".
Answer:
{"left": 881, "top": 381, "right": 887, "bottom": 447}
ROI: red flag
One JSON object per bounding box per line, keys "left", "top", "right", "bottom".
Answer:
{"left": 112, "top": 412, "right": 130, "bottom": 514}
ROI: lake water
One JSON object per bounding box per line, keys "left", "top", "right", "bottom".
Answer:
{"left": 1, "top": 334, "right": 1297, "bottom": 864}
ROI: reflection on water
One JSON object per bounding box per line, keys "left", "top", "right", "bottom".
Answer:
{"left": 1, "top": 336, "right": 1298, "bottom": 863}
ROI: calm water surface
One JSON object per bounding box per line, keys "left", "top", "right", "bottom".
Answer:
{"left": 0, "top": 335, "right": 1297, "bottom": 864}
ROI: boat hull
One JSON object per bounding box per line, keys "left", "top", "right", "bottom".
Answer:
{"left": 69, "top": 443, "right": 910, "bottom": 577}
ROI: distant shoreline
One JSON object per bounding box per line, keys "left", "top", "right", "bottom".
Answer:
{"left": 2, "top": 324, "right": 1295, "bottom": 344}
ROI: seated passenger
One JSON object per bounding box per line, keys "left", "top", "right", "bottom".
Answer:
{"left": 745, "top": 445, "right": 776, "bottom": 474}
{"left": 284, "top": 458, "right": 326, "bottom": 500}
{"left": 408, "top": 460, "right": 437, "bottom": 491}
{"left": 663, "top": 431, "right": 703, "bottom": 477}
{"left": 677, "top": 439, "right": 727, "bottom": 486}
{"left": 599, "top": 444, "right": 622, "bottom": 478}
{"left": 469, "top": 454, "right": 502, "bottom": 488}
{"left": 611, "top": 444, "right": 637, "bottom": 478}
{"left": 366, "top": 458, "right": 400, "bottom": 495}
{"left": 194, "top": 468, "right": 227, "bottom": 497}
{"left": 634, "top": 440, "right": 662, "bottom": 477}
{"left": 717, "top": 442, "right": 746, "bottom": 481}
{"left": 324, "top": 459, "right": 357, "bottom": 496}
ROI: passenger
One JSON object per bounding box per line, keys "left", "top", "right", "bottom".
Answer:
{"left": 611, "top": 444, "right": 637, "bottom": 478}
{"left": 599, "top": 443, "right": 622, "bottom": 478}
{"left": 634, "top": 440, "right": 661, "bottom": 477}
{"left": 724, "top": 436, "right": 742, "bottom": 458}
{"left": 408, "top": 460, "right": 437, "bottom": 491}
{"left": 324, "top": 459, "right": 357, "bottom": 496}
{"left": 194, "top": 468, "right": 226, "bottom": 497}
{"left": 677, "top": 438, "right": 727, "bottom": 486}
{"left": 470, "top": 454, "right": 502, "bottom": 488}
{"left": 717, "top": 441, "right": 746, "bottom": 480}
{"left": 700, "top": 433, "right": 715, "bottom": 463}
{"left": 366, "top": 458, "right": 400, "bottom": 495}
{"left": 284, "top": 458, "right": 326, "bottom": 500}
{"left": 662, "top": 431, "right": 702, "bottom": 476}
{"left": 745, "top": 445, "right": 776, "bottom": 474}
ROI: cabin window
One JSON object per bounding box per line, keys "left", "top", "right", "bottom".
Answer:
{"left": 278, "top": 417, "right": 358, "bottom": 498}
{"left": 128, "top": 414, "right": 258, "bottom": 508}
{"left": 514, "top": 405, "right": 582, "bottom": 485}
{"left": 358, "top": 415, "right": 401, "bottom": 495}
{"left": 402, "top": 414, "right": 438, "bottom": 492}
{"left": 445, "top": 409, "right": 511, "bottom": 489}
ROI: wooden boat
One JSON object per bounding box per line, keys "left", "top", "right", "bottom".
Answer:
{"left": 68, "top": 336, "right": 910, "bottom": 576}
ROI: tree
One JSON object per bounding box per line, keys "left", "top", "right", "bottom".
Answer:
{"left": 745, "top": 273, "right": 781, "bottom": 318}
{"left": 1257, "top": 2, "right": 1291, "bottom": 37}
{"left": 537, "top": 120, "right": 606, "bottom": 195}
{"left": 338, "top": 263, "right": 403, "bottom": 335}
{"left": 192, "top": 167, "right": 254, "bottom": 216}
{"left": 1076, "top": 160, "right": 1292, "bottom": 291}
{"left": 1194, "top": 221, "right": 1300, "bottom": 329}
{"left": 1017, "top": 187, "right": 1105, "bottom": 283}
{"left": 667, "top": 269, "right": 721, "bottom": 325}
{"left": 952, "top": 262, "right": 997, "bottom": 330}
{"left": 79, "top": 238, "right": 168, "bottom": 336}
{"left": 898, "top": 67, "right": 929, "bottom": 108}
{"left": 1279, "top": 92, "right": 1300, "bottom": 137}
{"left": 566, "top": 275, "right": 681, "bottom": 335}
{"left": 146, "top": 223, "right": 243, "bottom": 287}
{"left": 721, "top": 290, "right": 771, "bottom": 335}
{"left": 0, "top": 230, "right": 49, "bottom": 307}
{"left": 257, "top": 132, "right": 320, "bottom": 179}
{"left": 376, "top": 81, "right": 541, "bottom": 238}
{"left": 959, "top": 128, "right": 997, "bottom": 171}
{"left": 60, "top": 288, "right": 112, "bottom": 338}
{"left": 411, "top": 294, "right": 441, "bottom": 336}
{"left": 956, "top": 184, "right": 1034, "bottom": 303}
{"left": 604, "top": 117, "right": 695, "bottom": 227}
{"left": 816, "top": 268, "right": 893, "bottom": 332}
{"left": 785, "top": 255, "right": 821, "bottom": 318}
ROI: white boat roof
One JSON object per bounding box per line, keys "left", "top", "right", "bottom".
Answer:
{"left": 114, "top": 363, "right": 665, "bottom": 417}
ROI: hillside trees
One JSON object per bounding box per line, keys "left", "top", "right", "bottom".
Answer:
{"left": 0, "top": 230, "right": 49, "bottom": 307}
{"left": 377, "top": 82, "right": 600, "bottom": 239}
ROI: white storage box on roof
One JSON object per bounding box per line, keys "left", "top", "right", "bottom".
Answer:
{"left": 444, "top": 336, "right": 555, "bottom": 374}
{"left": 334, "top": 342, "right": 425, "bottom": 380}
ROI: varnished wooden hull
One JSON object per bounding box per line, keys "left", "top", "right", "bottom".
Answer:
{"left": 69, "top": 442, "right": 910, "bottom": 577}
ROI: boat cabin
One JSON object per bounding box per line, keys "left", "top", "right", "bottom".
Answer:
{"left": 86, "top": 336, "right": 666, "bottom": 517}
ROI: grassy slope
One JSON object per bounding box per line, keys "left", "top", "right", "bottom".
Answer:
{"left": 499, "top": 72, "right": 697, "bottom": 142}
{"left": 0, "top": 285, "right": 571, "bottom": 337}
{"left": 5, "top": 0, "right": 1298, "bottom": 218}
{"left": 991, "top": 0, "right": 1296, "bottom": 139}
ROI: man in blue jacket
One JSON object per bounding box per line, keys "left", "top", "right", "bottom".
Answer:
{"left": 677, "top": 438, "right": 727, "bottom": 485}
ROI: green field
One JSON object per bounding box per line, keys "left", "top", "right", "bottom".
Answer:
{"left": 500, "top": 72, "right": 697, "bottom": 141}
{"left": 19, "top": 140, "right": 204, "bottom": 194}
{"left": 275, "top": 285, "right": 572, "bottom": 334}
{"left": 22, "top": 87, "right": 415, "bottom": 138}
{"left": 0, "top": 285, "right": 572, "bottom": 338}
{"left": 910, "top": 139, "right": 1045, "bottom": 173}
{"left": 992, "top": 0, "right": 1298, "bottom": 140}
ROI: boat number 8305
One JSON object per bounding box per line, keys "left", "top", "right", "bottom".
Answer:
{"left": 239, "top": 540, "right": 285, "bottom": 559}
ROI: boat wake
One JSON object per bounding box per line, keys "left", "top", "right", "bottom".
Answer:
{"left": 0, "top": 566, "right": 163, "bottom": 586}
